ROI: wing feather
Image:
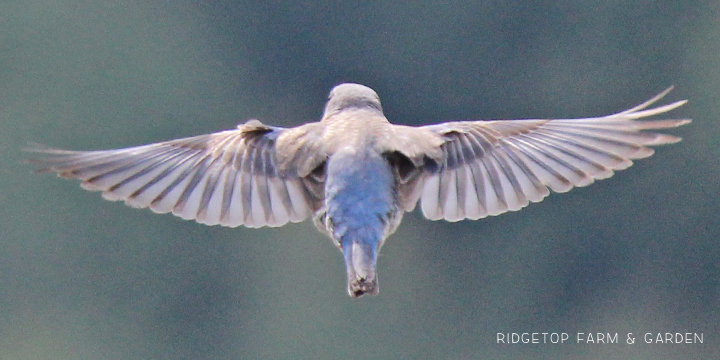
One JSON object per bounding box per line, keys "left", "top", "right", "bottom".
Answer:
{"left": 26, "top": 120, "right": 323, "bottom": 228}
{"left": 418, "top": 87, "right": 690, "bottom": 221}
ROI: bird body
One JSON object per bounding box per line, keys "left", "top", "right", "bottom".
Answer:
{"left": 27, "top": 83, "right": 690, "bottom": 297}
{"left": 323, "top": 146, "right": 399, "bottom": 296}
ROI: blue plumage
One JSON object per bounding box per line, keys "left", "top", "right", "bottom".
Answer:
{"left": 27, "top": 83, "right": 690, "bottom": 297}
{"left": 325, "top": 148, "right": 400, "bottom": 296}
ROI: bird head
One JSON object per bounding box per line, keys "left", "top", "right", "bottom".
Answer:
{"left": 322, "top": 83, "right": 383, "bottom": 120}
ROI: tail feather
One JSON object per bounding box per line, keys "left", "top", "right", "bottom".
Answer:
{"left": 343, "top": 240, "right": 379, "bottom": 298}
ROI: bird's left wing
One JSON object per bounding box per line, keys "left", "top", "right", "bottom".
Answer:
{"left": 417, "top": 87, "right": 691, "bottom": 222}
{"left": 26, "top": 120, "right": 325, "bottom": 228}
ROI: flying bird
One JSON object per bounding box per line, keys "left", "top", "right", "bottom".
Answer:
{"left": 27, "top": 83, "right": 690, "bottom": 298}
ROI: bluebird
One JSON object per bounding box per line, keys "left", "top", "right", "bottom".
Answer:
{"left": 27, "top": 83, "right": 690, "bottom": 298}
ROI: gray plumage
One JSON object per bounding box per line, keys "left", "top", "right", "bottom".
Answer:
{"left": 26, "top": 83, "right": 690, "bottom": 297}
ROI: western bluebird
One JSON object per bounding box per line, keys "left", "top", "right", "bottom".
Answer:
{"left": 27, "top": 83, "right": 690, "bottom": 298}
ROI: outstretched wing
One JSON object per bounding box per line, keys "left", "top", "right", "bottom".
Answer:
{"left": 418, "top": 87, "right": 691, "bottom": 222}
{"left": 26, "top": 120, "right": 324, "bottom": 228}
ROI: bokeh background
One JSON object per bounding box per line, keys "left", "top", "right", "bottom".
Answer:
{"left": 2, "top": 1, "right": 719, "bottom": 359}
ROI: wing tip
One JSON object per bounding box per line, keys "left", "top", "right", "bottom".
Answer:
{"left": 675, "top": 118, "right": 692, "bottom": 127}
{"left": 613, "top": 86, "right": 687, "bottom": 118}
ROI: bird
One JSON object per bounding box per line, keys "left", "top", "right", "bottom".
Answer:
{"left": 26, "top": 83, "right": 690, "bottom": 298}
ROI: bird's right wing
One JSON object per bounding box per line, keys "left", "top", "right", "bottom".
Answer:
{"left": 26, "top": 120, "right": 326, "bottom": 228}
{"left": 417, "top": 87, "right": 691, "bottom": 222}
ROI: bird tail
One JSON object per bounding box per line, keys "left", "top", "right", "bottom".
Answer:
{"left": 342, "top": 238, "right": 379, "bottom": 298}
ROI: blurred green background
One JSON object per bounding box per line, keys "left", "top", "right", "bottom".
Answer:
{"left": 2, "top": 1, "right": 719, "bottom": 359}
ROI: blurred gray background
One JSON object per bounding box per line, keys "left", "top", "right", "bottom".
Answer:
{"left": 2, "top": 0, "right": 719, "bottom": 359}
